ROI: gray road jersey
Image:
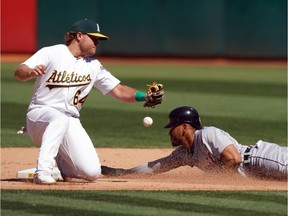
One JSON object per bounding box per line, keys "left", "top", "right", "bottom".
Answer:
{"left": 138, "top": 126, "right": 247, "bottom": 173}
{"left": 128, "top": 127, "right": 287, "bottom": 180}
{"left": 171, "top": 126, "right": 247, "bottom": 172}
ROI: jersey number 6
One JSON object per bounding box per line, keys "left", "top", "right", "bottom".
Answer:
{"left": 73, "top": 90, "right": 88, "bottom": 106}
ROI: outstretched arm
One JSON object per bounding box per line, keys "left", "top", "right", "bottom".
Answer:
{"left": 108, "top": 82, "right": 164, "bottom": 107}
{"left": 108, "top": 84, "right": 139, "bottom": 103}
{"left": 101, "top": 152, "right": 187, "bottom": 176}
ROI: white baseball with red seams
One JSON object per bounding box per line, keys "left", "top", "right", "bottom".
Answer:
{"left": 143, "top": 117, "right": 153, "bottom": 127}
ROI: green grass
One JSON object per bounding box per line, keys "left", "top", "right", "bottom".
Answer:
{"left": 1, "top": 61, "right": 287, "bottom": 216}
{"left": 1, "top": 62, "right": 287, "bottom": 147}
{"left": 1, "top": 190, "right": 287, "bottom": 216}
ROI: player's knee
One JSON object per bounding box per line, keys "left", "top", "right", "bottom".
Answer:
{"left": 82, "top": 166, "right": 101, "bottom": 181}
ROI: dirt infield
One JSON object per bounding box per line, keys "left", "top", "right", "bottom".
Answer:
{"left": 1, "top": 148, "right": 287, "bottom": 191}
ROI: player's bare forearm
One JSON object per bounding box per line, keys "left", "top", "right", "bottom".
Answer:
{"left": 108, "top": 84, "right": 138, "bottom": 103}
{"left": 14, "top": 64, "right": 46, "bottom": 81}
{"left": 108, "top": 82, "right": 164, "bottom": 108}
{"left": 220, "top": 158, "right": 241, "bottom": 172}
{"left": 220, "top": 144, "right": 242, "bottom": 173}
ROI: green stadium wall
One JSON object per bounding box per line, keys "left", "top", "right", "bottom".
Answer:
{"left": 2, "top": 0, "right": 287, "bottom": 59}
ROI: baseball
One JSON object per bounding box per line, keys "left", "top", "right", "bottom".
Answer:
{"left": 143, "top": 116, "right": 153, "bottom": 127}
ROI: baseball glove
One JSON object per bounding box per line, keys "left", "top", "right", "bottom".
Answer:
{"left": 144, "top": 82, "right": 164, "bottom": 108}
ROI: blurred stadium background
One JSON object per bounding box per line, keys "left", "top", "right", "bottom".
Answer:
{"left": 1, "top": 0, "right": 287, "bottom": 60}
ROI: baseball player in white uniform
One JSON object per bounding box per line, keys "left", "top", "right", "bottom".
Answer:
{"left": 14, "top": 19, "right": 164, "bottom": 184}
{"left": 101, "top": 106, "right": 288, "bottom": 181}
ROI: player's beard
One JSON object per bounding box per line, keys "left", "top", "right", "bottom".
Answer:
{"left": 80, "top": 43, "right": 96, "bottom": 57}
{"left": 87, "top": 47, "right": 97, "bottom": 57}
{"left": 171, "top": 130, "right": 194, "bottom": 149}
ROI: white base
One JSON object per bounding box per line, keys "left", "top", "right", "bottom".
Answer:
{"left": 16, "top": 167, "right": 63, "bottom": 180}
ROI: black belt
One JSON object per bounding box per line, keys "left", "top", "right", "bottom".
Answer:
{"left": 243, "top": 145, "right": 258, "bottom": 163}
{"left": 244, "top": 147, "right": 251, "bottom": 162}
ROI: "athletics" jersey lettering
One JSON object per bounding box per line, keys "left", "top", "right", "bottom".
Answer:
{"left": 46, "top": 70, "right": 91, "bottom": 89}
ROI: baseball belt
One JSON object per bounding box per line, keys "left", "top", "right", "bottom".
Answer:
{"left": 243, "top": 145, "right": 258, "bottom": 164}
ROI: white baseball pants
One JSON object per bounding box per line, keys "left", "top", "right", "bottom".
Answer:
{"left": 26, "top": 106, "right": 101, "bottom": 181}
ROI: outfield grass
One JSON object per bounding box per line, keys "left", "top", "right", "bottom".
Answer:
{"left": 1, "top": 190, "right": 287, "bottom": 216}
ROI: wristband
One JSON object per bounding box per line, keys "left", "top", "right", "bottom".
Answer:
{"left": 134, "top": 91, "right": 146, "bottom": 102}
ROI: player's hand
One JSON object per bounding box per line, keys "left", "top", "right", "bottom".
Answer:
{"left": 30, "top": 64, "right": 46, "bottom": 78}
{"left": 101, "top": 165, "right": 126, "bottom": 176}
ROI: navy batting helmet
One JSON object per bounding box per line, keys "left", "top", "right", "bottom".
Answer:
{"left": 164, "top": 106, "right": 202, "bottom": 129}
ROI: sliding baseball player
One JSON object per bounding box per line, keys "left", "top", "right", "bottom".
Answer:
{"left": 102, "top": 106, "right": 288, "bottom": 181}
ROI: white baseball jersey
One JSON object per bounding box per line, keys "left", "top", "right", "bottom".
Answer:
{"left": 23, "top": 44, "right": 120, "bottom": 180}
{"left": 23, "top": 44, "right": 120, "bottom": 117}
{"left": 127, "top": 127, "right": 288, "bottom": 180}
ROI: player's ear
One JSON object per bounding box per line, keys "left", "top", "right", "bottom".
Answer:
{"left": 183, "top": 123, "right": 194, "bottom": 134}
{"left": 182, "top": 124, "right": 188, "bottom": 136}
{"left": 183, "top": 123, "right": 189, "bottom": 130}
{"left": 75, "top": 32, "right": 84, "bottom": 42}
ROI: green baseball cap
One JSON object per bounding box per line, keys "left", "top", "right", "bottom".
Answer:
{"left": 70, "top": 19, "right": 109, "bottom": 40}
